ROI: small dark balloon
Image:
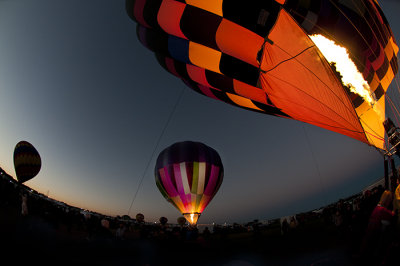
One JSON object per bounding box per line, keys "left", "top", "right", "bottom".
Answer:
{"left": 13, "top": 141, "right": 41, "bottom": 183}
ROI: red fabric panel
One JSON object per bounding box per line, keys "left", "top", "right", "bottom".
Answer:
{"left": 186, "top": 64, "right": 212, "bottom": 88}
{"left": 233, "top": 80, "right": 268, "bottom": 105}
{"left": 216, "top": 18, "right": 264, "bottom": 67}
{"left": 157, "top": 0, "right": 187, "bottom": 39}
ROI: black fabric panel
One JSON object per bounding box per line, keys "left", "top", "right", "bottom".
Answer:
{"left": 219, "top": 54, "right": 260, "bottom": 87}
{"left": 155, "top": 53, "right": 169, "bottom": 74}
{"left": 183, "top": 79, "right": 205, "bottom": 96}
{"left": 251, "top": 101, "right": 289, "bottom": 118}
{"left": 284, "top": 0, "right": 315, "bottom": 27}
{"left": 352, "top": 96, "right": 364, "bottom": 109}
{"left": 375, "top": 84, "right": 384, "bottom": 100}
{"left": 222, "top": 1, "right": 281, "bottom": 37}
{"left": 333, "top": 4, "right": 366, "bottom": 55}
{"left": 155, "top": 53, "right": 190, "bottom": 82}
{"left": 343, "top": 86, "right": 364, "bottom": 108}
{"left": 183, "top": 79, "right": 288, "bottom": 118}
{"left": 173, "top": 59, "right": 191, "bottom": 81}
{"left": 365, "top": 67, "right": 375, "bottom": 85}
{"left": 143, "top": 0, "right": 163, "bottom": 30}
{"left": 137, "top": 25, "right": 170, "bottom": 55}
{"left": 363, "top": 5, "right": 389, "bottom": 47}
{"left": 377, "top": 57, "right": 389, "bottom": 80}
{"left": 156, "top": 141, "right": 223, "bottom": 167}
{"left": 180, "top": 5, "right": 222, "bottom": 51}
{"left": 204, "top": 70, "right": 234, "bottom": 94}
{"left": 125, "top": 0, "right": 136, "bottom": 22}
{"left": 370, "top": 0, "right": 392, "bottom": 43}
{"left": 390, "top": 56, "right": 398, "bottom": 76}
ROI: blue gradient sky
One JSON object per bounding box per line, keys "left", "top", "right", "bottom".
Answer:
{"left": 1, "top": 0, "right": 399, "bottom": 224}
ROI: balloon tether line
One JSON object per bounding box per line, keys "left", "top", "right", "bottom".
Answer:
{"left": 302, "top": 124, "right": 328, "bottom": 206}
{"left": 127, "top": 86, "right": 185, "bottom": 216}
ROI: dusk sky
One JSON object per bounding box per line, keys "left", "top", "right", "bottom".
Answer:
{"left": 1, "top": 0, "right": 400, "bottom": 225}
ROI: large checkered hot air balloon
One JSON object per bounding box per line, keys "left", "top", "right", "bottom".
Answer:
{"left": 155, "top": 141, "right": 223, "bottom": 225}
{"left": 126, "top": 0, "right": 399, "bottom": 152}
{"left": 13, "top": 141, "right": 41, "bottom": 183}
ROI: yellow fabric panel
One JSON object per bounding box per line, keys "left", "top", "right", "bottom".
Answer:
{"left": 189, "top": 194, "right": 197, "bottom": 213}
{"left": 358, "top": 97, "right": 386, "bottom": 149}
{"left": 385, "top": 38, "right": 395, "bottom": 60}
{"left": 356, "top": 99, "right": 373, "bottom": 117}
{"left": 390, "top": 37, "right": 399, "bottom": 55}
{"left": 227, "top": 93, "right": 264, "bottom": 111}
{"left": 189, "top": 42, "right": 222, "bottom": 74}
{"left": 185, "top": 0, "right": 223, "bottom": 17}
{"left": 170, "top": 196, "right": 186, "bottom": 213}
{"left": 381, "top": 66, "right": 395, "bottom": 91}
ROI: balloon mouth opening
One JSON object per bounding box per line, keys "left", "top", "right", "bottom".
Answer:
{"left": 183, "top": 212, "right": 201, "bottom": 225}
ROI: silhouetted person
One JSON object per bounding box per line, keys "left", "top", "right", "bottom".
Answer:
{"left": 21, "top": 193, "right": 28, "bottom": 217}
{"left": 202, "top": 226, "right": 211, "bottom": 240}
{"left": 115, "top": 222, "right": 126, "bottom": 241}
{"left": 359, "top": 190, "right": 394, "bottom": 264}
{"left": 281, "top": 218, "right": 289, "bottom": 235}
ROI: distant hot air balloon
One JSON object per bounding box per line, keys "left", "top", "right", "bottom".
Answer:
{"left": 13, "top": 141, "right": 41, "bottom": 183}
{"left": 126, "top": 0, "right": 399, "bottom": 152}
{"left": 136, "top": 213, "right": 145, "bottom": 223}
{"left": 155, "top": 141, "right": 224, "bottom": 225}
{"left": 159, "top": 216, "right": 168, "bottom": 225}
{"left": 177, "top": 216, "right": 186, "bottom": 226}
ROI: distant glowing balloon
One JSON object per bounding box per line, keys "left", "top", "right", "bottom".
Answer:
{"left": 155, "top": 141, "right": 224, "bottom": 226}
{"left": 13, "top": 141, "right": 41, "bottom": 183}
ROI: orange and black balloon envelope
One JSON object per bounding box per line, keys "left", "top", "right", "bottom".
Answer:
{"left": 126, "top": 0, "right": 398, "bottom": 151}
{"left": 13, "top": 141, "right": 41, "bottom": 183}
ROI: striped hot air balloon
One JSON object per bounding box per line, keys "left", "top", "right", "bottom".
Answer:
{"left": 13, "top": 141, "right": 41, "bottom": 183}
{"left": 155, "top": 141, "right": 223, "bottom": 225}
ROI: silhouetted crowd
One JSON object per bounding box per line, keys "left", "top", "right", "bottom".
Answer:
{"left": 1, "top": 167, "right": 399, "bottom": 265}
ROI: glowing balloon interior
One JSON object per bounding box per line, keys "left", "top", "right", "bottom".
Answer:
{"left": 13, "top": 141, "right": 41, "bottom": 183}
{"left": 155, "top": 141, "right": 224, "bottom": 225}
{"left": 126, "top": 0, "right": 398, "bottom": 151}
